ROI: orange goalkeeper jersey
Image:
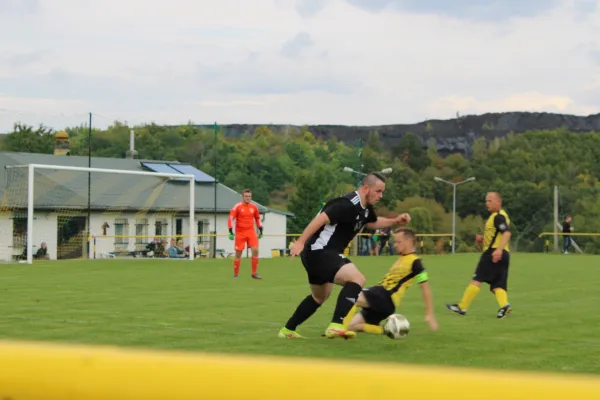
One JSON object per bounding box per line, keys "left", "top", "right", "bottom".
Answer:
{"left": 228, "top": 202, "right": 262, "bottom": 232}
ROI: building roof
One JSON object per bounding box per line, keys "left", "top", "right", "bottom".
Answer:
{"left": 0, "top": 151, "right": 294, "bottom": 218}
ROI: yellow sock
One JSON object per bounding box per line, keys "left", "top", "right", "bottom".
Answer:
{"left": 495, "top": 289, "right": 508, "bottom": 308}
{"left": 363, "top": 324, "right": 384, "bottom": 334}
{"left": 342, "top": 305, "right": 358, "bottom": 328}
{"left": 458, "top": 284, "right": 480, "bottom": 310}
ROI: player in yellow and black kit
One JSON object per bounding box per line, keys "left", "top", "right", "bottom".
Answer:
{"left": 343, "top": 227, "right": 438, "bottom": 334}
{"left": 447, "top": 192, "right": 512, "bottom": 319}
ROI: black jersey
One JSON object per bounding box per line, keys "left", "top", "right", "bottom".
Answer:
{"left": 305, "top": 192, "right": 378, "bottom": 254}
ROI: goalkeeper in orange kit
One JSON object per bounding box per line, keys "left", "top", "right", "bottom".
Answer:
{"left": 228, "top": 189, "right": 263, "bottom": 279}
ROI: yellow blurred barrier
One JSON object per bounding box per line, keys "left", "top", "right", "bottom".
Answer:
{"left": 0, "top": 340, "right": 599, "bottom": 399}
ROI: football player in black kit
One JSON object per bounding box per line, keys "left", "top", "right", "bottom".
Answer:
{"left": 278, "top": 172, "right": 410, "bottom": 339}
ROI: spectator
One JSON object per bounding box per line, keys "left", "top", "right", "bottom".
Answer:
{"left": 562, "top": 216, "right": 574, "bottom": 254}
{"left": 34, "top": 241, "right": 49, "bottom": 260}
{"left": 168, "top": 239, "right": 186, "bottom": 258}
{"left": 361, "top": 228, "right": 374, "bottom": 256}
{"left": 155, "top": 239, "right": 167, "bottom": 258}
{"left": 378, "top": 227, "right": 394, "bottom": 255}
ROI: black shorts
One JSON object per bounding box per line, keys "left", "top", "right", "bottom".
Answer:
{"left": 473, "top": 250, "right": 510, "bottom": 291}
{"left": 301, "top": 249, "right": 352, "bottom": 285}
{"left": 360, "top": 285, "right": 395, "bottom": 326}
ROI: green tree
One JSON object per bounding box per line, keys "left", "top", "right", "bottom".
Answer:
{"left": 288, "top": 164, "right": 338, "bottom": 233}
{"left": 1, "top": 123, "right": 55, "bottom": 154}
{"left": 408, "top": 207, "right": 433, "bottom": 234}
{"left": 393, "top": 132, "right": 430, "bottom": 171}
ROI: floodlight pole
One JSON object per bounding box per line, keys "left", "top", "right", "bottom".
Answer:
{"left": 434, "top": 176, "right": 476, "bottom": 254}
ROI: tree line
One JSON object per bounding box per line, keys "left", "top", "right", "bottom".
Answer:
{"left": 2, "top": 122, "right": 599, "bottom": 253}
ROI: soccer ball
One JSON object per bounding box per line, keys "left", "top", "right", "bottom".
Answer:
{"left": 383, "top": 314, "right": 410, "bottom": 339}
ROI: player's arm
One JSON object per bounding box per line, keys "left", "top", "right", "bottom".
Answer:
{"left": 365, "top": 212, "right": 410, "bottom": 230}
{"left": 254, "top": 206, "right": 263, "bottom": 237}
{"left": 290, "top": 200, "right": 350, "bottom": 256}
{"left": 413, "top": 260, "right": 438, "bottom": 331}
{"left": 494, "top": 214, "right": 511, "bottom": 252}
{"left": 296, "top": 206, "right": 338, "bottom": 244}
{"left": 227, "top": 206, "right": 237, "bottom": 238}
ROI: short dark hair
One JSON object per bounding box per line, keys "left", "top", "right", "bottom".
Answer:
{"left": 242, "top": 189, "right": 252, "bottom": 194}
{"left": 362, "top": 172, "right": 386, "bottom": 186}
{"left": 394, "top": 227, "right": 416, "bottom": 242}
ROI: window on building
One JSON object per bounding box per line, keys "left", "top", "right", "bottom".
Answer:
{"left": 114, "top": 218, "right": 129, "bottom": 249}
{"left": 135, "top": 219, "right": 148, "bottom": 244}
{"left": 12, "top": 216, "right": 27, "bottom": 249}
{"left": 197, "top": 219, "right": 210, "bottom": 249}
{"left": 175, "top": 218, "right": 183, "bottom": 237}
{"left": 155, "top": 218, "right": 168, "bottom": 238}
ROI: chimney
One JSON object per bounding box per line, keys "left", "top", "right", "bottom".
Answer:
{"left": 126, "top": 129, "right": 138, "bottom": 159}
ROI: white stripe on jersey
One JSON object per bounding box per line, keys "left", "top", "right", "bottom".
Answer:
{"left": 352, "top": 191, "right": 366, "bottom": 209}
{"left": 311, "top": 224, "right": 337, "bottom": 251}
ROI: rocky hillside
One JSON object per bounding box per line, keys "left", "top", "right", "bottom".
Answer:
{"left": 209, "top": 112, "right": 600, "bottom": 156}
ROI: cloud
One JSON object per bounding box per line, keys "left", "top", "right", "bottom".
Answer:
{"left": 344, "top": 0, "right": 562, "bottom": 21}
{"left": 295, "top": 0, "right": 326, "bottom": 18}
{"left": 0, "top": 0, "right": 39, "bottom": 15}
{"left": 280, "top": 32, "right": 316, "bottom": 59}
{"left": 1, "top": 0, "right": 600, "bottom": 132}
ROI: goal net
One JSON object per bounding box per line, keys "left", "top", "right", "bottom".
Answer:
{"left": 0, "top": 164, "right": 195, "bottom": 264}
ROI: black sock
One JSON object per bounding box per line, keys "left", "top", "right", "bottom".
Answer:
{"left": 331, "top": 282, "right": 362, "bottom": 324}
{"left": 285, "top": 295, "right": 321, "bottom": 331}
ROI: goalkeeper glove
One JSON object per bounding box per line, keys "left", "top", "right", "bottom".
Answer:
{"left": 228, "top": 228, "right": 234, "bottom": 240}
{"left": 259, "top": 227, "right": 263, "bottom": 239}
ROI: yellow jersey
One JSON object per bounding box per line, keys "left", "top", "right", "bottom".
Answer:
{"left": 378, "top": 252, "right": 429, "bottom": 306}
{"left": 483, "top": 209, "right": 511, "bottom": 252}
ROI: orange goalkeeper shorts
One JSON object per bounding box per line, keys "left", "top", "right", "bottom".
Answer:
{"left": 235, "top": 230, "right": 258, "bottom": 251}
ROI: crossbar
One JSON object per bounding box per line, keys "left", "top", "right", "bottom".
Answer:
{"left": 6, "top": 163, "right": 194, "bottom": 180}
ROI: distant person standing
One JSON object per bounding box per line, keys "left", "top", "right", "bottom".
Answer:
{"left": 378, "top": 227, "right": 394, "bottom": 256}
{"left": 228, "top": 189, "right": 263, "bottom": 279}
{"left": 562, "top": 216, "right": 574, "bottom": 254}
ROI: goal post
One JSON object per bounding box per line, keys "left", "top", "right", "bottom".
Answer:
{"left": 2, "top": 163, "right": 195, "bottom": 264}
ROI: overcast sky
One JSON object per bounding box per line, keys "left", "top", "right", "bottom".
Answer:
{"left": 1, "top": 0, "right": 599, "bottom": 132}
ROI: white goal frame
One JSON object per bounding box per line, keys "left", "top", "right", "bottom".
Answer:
{"left": 6, "top": 163, "right": 196, "bottom": 264}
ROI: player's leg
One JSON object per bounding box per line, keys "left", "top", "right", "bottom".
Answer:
{"left": 232, "top": 232, "right": 246, "bottom": 278}
{"left": 248, "top": 232, "right": 261, "bottom": 279}
{"left": 447, "top": 255, "right": 487, "bottom": 315}
{"left": 492, "top": 252, "right": 511, "bottom": 318}
{"left": 342, "top": 291, "right": 368, "bottom": 327}
{"left": 346, "top": 292, "right": 385, "bottom": 334}
{"left": 279, "top": 283, "right": 333, "bottom": 338}
{"left": 324, "top": 261, "right": 366, "bottom": 339}
{"left": 349, "top": 311, "right": 386, "bottom": 334}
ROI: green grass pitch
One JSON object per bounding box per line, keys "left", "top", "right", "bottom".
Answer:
{"left": 1, "top": 253, "right": 599, "bottom": 375}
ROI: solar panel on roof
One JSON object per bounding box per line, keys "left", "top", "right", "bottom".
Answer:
{"left": 169, "top": 164, "right": 215, "bottom": 183}
{"left": 142, "top": 162, "right": 181, "bottom": 175}
{"left": 141, "top": 162, "right": 188, "bottom": 181}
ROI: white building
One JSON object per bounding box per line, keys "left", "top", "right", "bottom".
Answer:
{"left": 0, "top": 151, "right": 294, "bottom": 262}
